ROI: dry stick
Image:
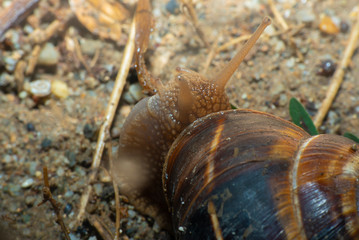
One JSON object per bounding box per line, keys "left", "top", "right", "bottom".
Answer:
{"left": 107, "top": 139, "right": 121, "bottom": 240}
{"left": 38, "top": 166, "right": 70, "bottom": 240}
{"left": 202, "top": 37, "right": 219, "bottom": 75}
{"left": 76, "top": 18, "right": 136, "bottom": 225}
{"left": 216, "top": 35, "right": 251, "bottom": 52}
{"left": 86, "top": 214, "right": 113, "bottom": 240}
{"left": 314, "top": 10, "right": 359, "bottom": 128}
{"left": 268, "top": 0, "right": 288, "bottom": 31}
{"left": 180, "top": 0, "right": 210, "bottom": 48}
{"left": 0, "top": 0, "right": 39, "bottom": 38}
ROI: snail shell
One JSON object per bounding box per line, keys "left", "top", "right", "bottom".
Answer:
{"left": 164, "top": 109, "right": 359, "bottom": 239}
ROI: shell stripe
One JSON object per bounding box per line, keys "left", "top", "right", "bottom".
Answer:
{"left": 291, "top": 135, "right": 320, "bottom": 239}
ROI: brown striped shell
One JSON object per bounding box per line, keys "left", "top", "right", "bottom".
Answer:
{"left": 163, "top": 109, "right": 359, "bottom": 239}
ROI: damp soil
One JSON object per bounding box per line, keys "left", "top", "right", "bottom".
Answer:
{"left": 0, "top": 0, "right": 358, "bottom": 239}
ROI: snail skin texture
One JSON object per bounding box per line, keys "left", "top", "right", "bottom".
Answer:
{"left": 112, "top": 0, "right": 359, "bottom": 239}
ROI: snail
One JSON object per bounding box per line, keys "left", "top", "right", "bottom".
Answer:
{"left": 112, "top": 0, "right": 359, "bottom": 239}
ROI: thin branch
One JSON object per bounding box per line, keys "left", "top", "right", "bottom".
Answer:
{"left": 38, "top": 166, "right": 70, "bottom": 240}
{"left": 268, "top": 0, "right": 288, "bottom": 31}
{"left": 107, "top": 140, "right": 121, "bottom": 240}
{"left": 180, "top": 0, "right": 210, "bottom": 48}
{"left": 86, "top": 214, "right": 113, "bottom": 240}
{"left": 216, "top": 34, "right": 251, "bottom": 53}
{"left": 314, "top": 8, "right": 359, "bottom": 127}
{"left": 76, "top": 17, "right": 136, "bottom": 225}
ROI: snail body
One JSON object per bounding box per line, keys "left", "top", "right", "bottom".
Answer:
{"left": 113, "top": 0, "right": 359, "bottom": 238}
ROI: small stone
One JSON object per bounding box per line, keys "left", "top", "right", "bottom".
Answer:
{"left": 25, "top": 195, "right": 36, "bottom": 206}
{"left": 57, "top": 167, "right": 65, "bottom": 177}
{"left": 274, "top": 40, "right": 285, "bottom": 52}
{"left": 9, "top": 202, "right": 19, "bottom": 212}
{"left": 41, "top": 137, "right": 52, "bottom": 150}
{"left": 319, "top": 15, "right": 340, "bottom": 34}
{"left": 69, "top": 233, "right": 80, "bottom": 240}
{"left": 64, "top": 203, "right": 73, "bottom": 215}
{"left": 340, "top": 21, "right": 350, "bottom": 33}
{"left": 18, "top": 91, "right": 28, "bottom": 99}
{"left": 83, "top": 123, "right": 96, "bottom": 140}
{"left": 166, "top": 0, "right": 180, "bottom": 14}
{"left": 51, "top": 80, "right": 69, "bottom": 99}
{"left": 93, "top": 183, "right": 103, "bottom": 196}
{"left": 286, "top": 57, "right": 296, "bottom": 69}
{"left": 84, "top": 76, "right": 99, "bottom": 89}
{"left": 65, "top": 190, "right": 74, "bottom": 198}
{"left": 80, "top": 39, "right": 102, "bottom": 56}
{"left": 29, "top": 162, "right": 38, "bottom": 176}
{"left": 129, "top": 83, "right": 145, "bottom": 102}
{"left": 37, "top": 43, "right": 59, "bottom": 66}
{"left": 21, "top": 178, "right": 34, "bottom": 188}
{"left": 128, "top": 209, "right": 136, "bottom": 219}
{"left": 272, "top": 82, "right": 285, "bottom": 95}
{"left": 8, "top": 183, "right": 21, "bottom": 197}
{"left": 26, "top": 122, "right": 36, "bottom": 132}
{"left": 278, "top": 94, "right": 287, "bottom": 107}
{"left": 28, "top": 80, "right": 51, "bottom": 97}
{"left": 296, "top": 9, "right": 315, "bottom": 23}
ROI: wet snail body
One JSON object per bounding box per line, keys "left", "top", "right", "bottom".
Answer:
{"left": 113, "top": 1, "right": 359, "bottom": 239}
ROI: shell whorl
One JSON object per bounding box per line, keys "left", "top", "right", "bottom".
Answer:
{"left": 164, "top": 109, "right": 359, "bottom": 239}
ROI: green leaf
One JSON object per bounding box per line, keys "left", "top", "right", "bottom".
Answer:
{"left": 230, "top": 103, "right": 237, "bottom": 109}
{"left": 344, "top": 132, "right": 359, "bottom": 143}
{"left": 289, "top": 98, "right": 318, "bottom": 136}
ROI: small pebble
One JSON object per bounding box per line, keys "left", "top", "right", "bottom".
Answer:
{"left": 69, "top": 233, "right": 80, "bottom": 240}
{"left": 83, "top": 123, "right": 96, "bottom": 140}
{"left": 64, "top": 203, "right": 73, "bottom": 215}
{"left": 21, "top": 178, "right": 34, "bottom": 188}
{"left": 41, "top": 137, "right": 52, "bottom": 150}
{"left": 26, "top": 122, "right": 36, "bottom": 132}
{"left": 51, "top": 80, "right": 69, "bottom": 99}
{"left": 37, "top": 43, "right": 59, "bottom": 66}
{"left": 80, "top": 39, "right": 102, "bottom": 56}
{"left": 340, "top": 21, "right": 350, "bottom": 33}
{"left": 319, "top": 15, "right": 340, "bottom": 34}
{"left": 317, "top": 59, "right": 336, "bottom": 77}
{"left": 128, "top": 209, "right": 136, "bottom": 219}
{"left": 18, "top": 91, "right": 28, "bottom": 99}
{"left": 166, "top": 0, "right": 180, "bottom": 15}
{"left": 93, "top": 183, "right": 103, "bottom": 196}
{"left": 29, "top": 162, "right": 38, "bottom": 176}
{"left": 65, "top": 190, "right": 74, "bottom": 198}
{"left": 28, "top": 80, "right": 51, "bottom": 97}
{"left": 296, "top": 9, "right": 315, "bottom": 23}
{"left": 57, "top": 167, "right": 65, "bottom": 177}
{"left": 129, "top": 83, "right": 145, "bottom": 102}
{"left": 25, "top": 195, "right": 36, "bottom": 206}
{"left": 8, "top": 183, "right": 21, "bottom": 197}
{"left": 286, "top": 57, "right": 296, "bottom": 69}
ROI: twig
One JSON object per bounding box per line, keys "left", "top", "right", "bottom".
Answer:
{"left": 108, "top": 141, "right": 121, "bottom": 240}
{"left": 268, "top": 0, "right": 288, "bottom": 31}
{"left": 180, "top": 0, "right": 210, "bottom": 48}
{"left": 202, "top": 36, "right": 219, "bottom": 75}
{"left": 313, "top": 9, "right": 359, "bottom": 128}
{"left": 38, "top": 166, "right": 70, "bottom": 240}
{"left": 216, "top": 34, "right": 251, "bottom": 52}
{"left": 0, "top": 0, "right": 39, "bottom": 39}
{"left": 86, "top": 214, "right": 113, "bottom": 240}
{"left": 76, "top": 18, "right": 136, "bottom": 225}
{"left": 73, "top": 37, "right": 93, "bottom": 74}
